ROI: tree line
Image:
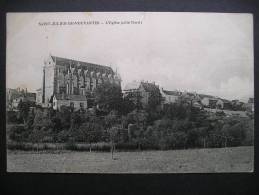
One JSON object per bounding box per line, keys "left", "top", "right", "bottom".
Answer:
{"left": 7, "top": 82, "right": 254, "bottom": 151}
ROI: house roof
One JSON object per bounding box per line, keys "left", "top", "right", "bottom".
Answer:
{"left": 50, "top": 55, "right": 114, "bottom": 75}
{"left": 140, "top": 82, "right": 160, "bottom": 93}
{"left": 198, "top": 94, "right": 215, "bottom": 99}
{"left": 162, "top": 90, "right": 181, "bottom": 96}
{"left": 218, "top": 98, "right": 231, "bottom": 103}
{"left": 209, "top": 99, "right": 218, "bottom": 103}
{"left": 54, "top": 94, "right": 87, "bottom": 101}
{"left": 26, "top": 92, "right": 36, "bottom": 98}
{"left": 124, "top": 81, "right": 141, "bottom": 91}
{"left": 193, "top": 102, "right": 202, "bottom": 106}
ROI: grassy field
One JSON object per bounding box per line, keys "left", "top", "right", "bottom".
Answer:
{"left": 7, "top": 146, "right": 253, "bottom": 173}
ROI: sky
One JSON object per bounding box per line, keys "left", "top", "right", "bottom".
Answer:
{"left": 6, "top": 12, "right": 254, "bottom": 102}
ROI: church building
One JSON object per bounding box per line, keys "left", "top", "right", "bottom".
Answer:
{"left": 40, "top": 55, "right": 121, "bottom": 110}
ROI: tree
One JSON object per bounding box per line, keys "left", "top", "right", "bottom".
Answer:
{"left": 220, "top": 123, "right": 231, "bottom": 147}
{"left": 17, "top": 100, "right": 30, "bottom": 124}
{"left": 147, "top": 89, "right": 162, "bottom": 111}
{"left": 109, "top": 126, "right": 119, "bottom": 159}
{"left": 75, "top": 122, "right": 104, "bottom": 152}
{"left": 9, "top": 125, "right": 28, "bottom": 142}
{"left": 94, "top": 82, "right": 123, "bottom": 112}
{"left": 104, "top": 110, "right": 119, "bottom": 129}
{"left": 242, "top": 118, "right": 254, "bottom": 145}
{"left": 173, "top": 131, "right": 188, "bottom": 149}
{"left": 70, "top": 111, "right": 82, "bottom": 129}
{"left": 29, "top": 127, "right": 48, "bottom": 152}
{"left": 33, "top": 108, "right": 52, "bottom": 130}
{"left": 119, "top": 97, "right": 135, "bottom": 115}
{"left": 25, "top": 109, "right": 35, "bottom": 130}
{"left": 7, "top": 111, "right": 22, "bottom": 124}
{"left": 142, "top": 126, "right": 158, "bottom": 149}
{"left": 56, "top": 106, "right": 71, "bottom": 130}
{"left": 126, "top": 109, "right": 148, "bottom": 129}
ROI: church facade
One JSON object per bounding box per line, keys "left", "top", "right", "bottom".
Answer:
{"left": 40, "top": 55, "right": 121, "bottom": 110}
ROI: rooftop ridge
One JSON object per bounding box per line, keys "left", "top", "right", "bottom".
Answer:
{"left": 50, "top": 55, "right": 113, "bottom": 72}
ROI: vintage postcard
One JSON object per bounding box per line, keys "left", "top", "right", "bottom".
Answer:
{"left": 6, "top": 12, "right": 254, "bottom": 173}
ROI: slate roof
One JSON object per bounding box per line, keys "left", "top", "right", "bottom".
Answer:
{"left": 124, "top": 81, "right": 141, "bottom": 91}
{"left": 218, "top": 98, "right": 231, "bottom": 103}
{"left": 51, "top": 55, "right": 114, "bottom": 74}
{"left": 7, "top": 88, "right": 36, "bottom": 101}
{"left": 26, "top": 92, "right": 36, "bottom": 98}
{"left": 141, "top": 82, "right": 160, "bottom": 93}
{"left": 162, "top": 90, "right": 181, "bottom": 96}
{"left": 198, "top": 94, "right": 215, "bottom": 99}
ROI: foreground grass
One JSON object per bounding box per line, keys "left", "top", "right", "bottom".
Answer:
{"left": 7, "top": 146, "right": 253, "bottom": 173}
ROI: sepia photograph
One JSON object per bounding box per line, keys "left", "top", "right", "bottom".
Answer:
{"left": 6, "top": 12, "right": 254, "bottom": 173}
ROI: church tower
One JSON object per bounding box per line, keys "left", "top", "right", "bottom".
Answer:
{"left": 42, "top": 55, "right": 56, "bottom": 107}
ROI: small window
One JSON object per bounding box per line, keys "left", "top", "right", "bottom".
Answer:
{"left": 80, "top": 102, "right": 84, "bottom": 108}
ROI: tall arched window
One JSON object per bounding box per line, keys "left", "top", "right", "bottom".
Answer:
{"left": 66, "top": 83, "right": 69, "bottom": 94}
{"left": 71, "top": 82, "right": 74, "bottom": 94}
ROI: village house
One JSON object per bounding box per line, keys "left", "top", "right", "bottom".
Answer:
{"left": 123, "top": 81, "right": 161, "bottom": 109}
{"left": 178, "top": 91, "right": 202, "bottom": 106}
{"left": 52, "top": 94, "right": 88, "bottom": 111}
{"left": 192, "top": 101, "right": 203, "bottom": 109}
{"left": 123, "top": 80, "right": 141, "bottom": 105}
{"left": 200, "top": 94, "right": 219, "bottom": 109}
{"left": 6, "top": 88, "right": 20, "bottom": 111}
{"left": 244, "top": 97, "right": 254, "bottom": 112}
{"left": 216, "top": 99, "right": 232, "bottom": 110}
{"left": 231, "top": 99, "right": 245, "bottom": 111}
{"left": 36, "top": 88, "right": 42, "bottom": 105}
{"left": 160, "top": 88, "right": 182, "bottom": 104}
{"left": 6, "top": 87, "right": 36, "bottom": 111}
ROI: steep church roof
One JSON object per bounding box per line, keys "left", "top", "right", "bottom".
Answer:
{"left": 51, "top": 55, "right": 114, "bottom": 74}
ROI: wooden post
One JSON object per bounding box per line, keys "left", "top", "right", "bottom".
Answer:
{"left": 224, "top": 137, "right": 227, "bottom": 148}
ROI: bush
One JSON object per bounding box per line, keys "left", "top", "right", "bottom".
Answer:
{"left": 9, "top": 125, "right": 30, "bottom": 142}
{"left": 64, "top": 142, "right": 111, "bottom": 152}
{"left": 7, "top": 111, "right": 22, "bottom": 124}
{"left": 7, "top": 142, "right": 63, "bottom": 151}
{"left": 65, "top": 140, "right": 77, "bottom": 150}
{"left": 55, "top": 130, "right": 71, "bottom": 143}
